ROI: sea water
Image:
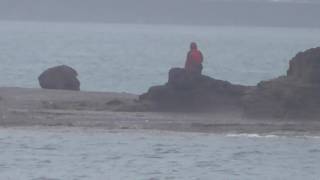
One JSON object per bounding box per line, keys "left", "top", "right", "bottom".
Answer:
{"left": 0, "top": 127, "right": 319, "bottom": 180}
{"left": 1, "top": 21, "right": 320, "bottom": 179}
{"left": 0, "top": 21, "right": 320, "bottom": 93}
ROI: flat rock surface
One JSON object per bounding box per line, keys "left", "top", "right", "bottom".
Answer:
{"left": 0, "top": 87, "right": 319, "bottom": 135}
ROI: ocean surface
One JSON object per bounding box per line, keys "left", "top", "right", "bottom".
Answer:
{"left": 0, "top": 127, "right": 320, "bottom": 180}
{"left": 0, "top": 21, "right": 320, "bottom": 93}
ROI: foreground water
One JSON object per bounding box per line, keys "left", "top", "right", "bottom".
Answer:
{"left": 0, "top": 127, "right": 319, "bottom": 180}
{"left": 0, "top": 21, "right": 320, "bottom": 93}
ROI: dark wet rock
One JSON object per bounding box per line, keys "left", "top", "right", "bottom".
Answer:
{"left": 243, "top": 47, "right": 320, "bottom": 119}
{"left": 287, "top": 47, "right": 320, "bottom": 83}
{"left": 140, "top": 68, "right": 249, "bottom": 112}
{"left": 38, "top": 65, "right": 80, "bottom": 91}
{"left": 106, "top": 99, "right": 124, "bottom": 106}
{"left": 243, "top": 78, "right": 320, "bottom": 119}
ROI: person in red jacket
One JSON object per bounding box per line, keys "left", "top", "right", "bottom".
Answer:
{"left": 184, "top": 42, "right": 203, "bottom": 74}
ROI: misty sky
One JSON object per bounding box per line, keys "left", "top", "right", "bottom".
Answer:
{"left": 0, "top": 0, "right": 319, "bottom": 27}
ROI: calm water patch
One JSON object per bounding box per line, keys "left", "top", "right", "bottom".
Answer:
{"left": 0, "top": 21, "right": 320, "bottom": 93}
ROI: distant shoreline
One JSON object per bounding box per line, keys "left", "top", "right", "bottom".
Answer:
{"left": 1, "top": 0, "right": 320, "bottom": 28}
{"left": 1, "top": 19, "right": 320, "bottom": 30}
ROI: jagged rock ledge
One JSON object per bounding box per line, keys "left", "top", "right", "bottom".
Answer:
{"left": 139, "top": 47, "right": 320, "bottom": 120}
{"left": 139, "top": 68, "right": 250, "bottom": 112}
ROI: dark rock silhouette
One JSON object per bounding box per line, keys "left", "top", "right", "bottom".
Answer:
{"left": 140, "top": 68, "right": 249, "bottom": 112}
{"left": 140, "top": 47, "right": 320, "bottom": 119}
{"left": 287, "top": 47, "right": 320, "bottom": 83}
{"left": 243, "top": 47, "right": 320, "bottom": 119}
{"left": 38, "top": 65, "right": 80, "bottom": 91}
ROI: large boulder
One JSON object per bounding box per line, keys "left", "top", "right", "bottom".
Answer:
{"left": 140, "top": 68, "right": 249, "bottom": 112}
{"left": 38, "top": 65, "right": 80, "bottom": 91}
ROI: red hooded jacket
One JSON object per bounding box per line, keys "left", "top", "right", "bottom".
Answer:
{"left": 185, "top": 42, "right": 203, "bottom": 73}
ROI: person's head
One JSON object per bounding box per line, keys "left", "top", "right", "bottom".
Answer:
{"left": 190, "top": 42, "right": 198, "bottom": 50}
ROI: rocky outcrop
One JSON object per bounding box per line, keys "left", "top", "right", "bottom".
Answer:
{"left": 243, "top": 47, "right": 320, "bottom": 119}
{"left": 287, "top": 47, "right": 320, "bottom": 83}
{"left": 140, "top": 68, "right": 249, "bottom": 112}
{"left": 38, "top": 65, "right": 80, "bottom": 91}
{"left": 140, "top": 47, "right": 320, "bottom": 120}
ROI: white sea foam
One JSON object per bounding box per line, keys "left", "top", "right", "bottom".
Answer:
{"left": 226, "top": 133, "right": 279, "bottom": 138}
{"left": 226, "top": 133, "right": 320, "bottom": 139}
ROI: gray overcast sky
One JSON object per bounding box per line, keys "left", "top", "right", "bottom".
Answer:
{"left": 0, "top": 0, "right": 319, "bottom": 27}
